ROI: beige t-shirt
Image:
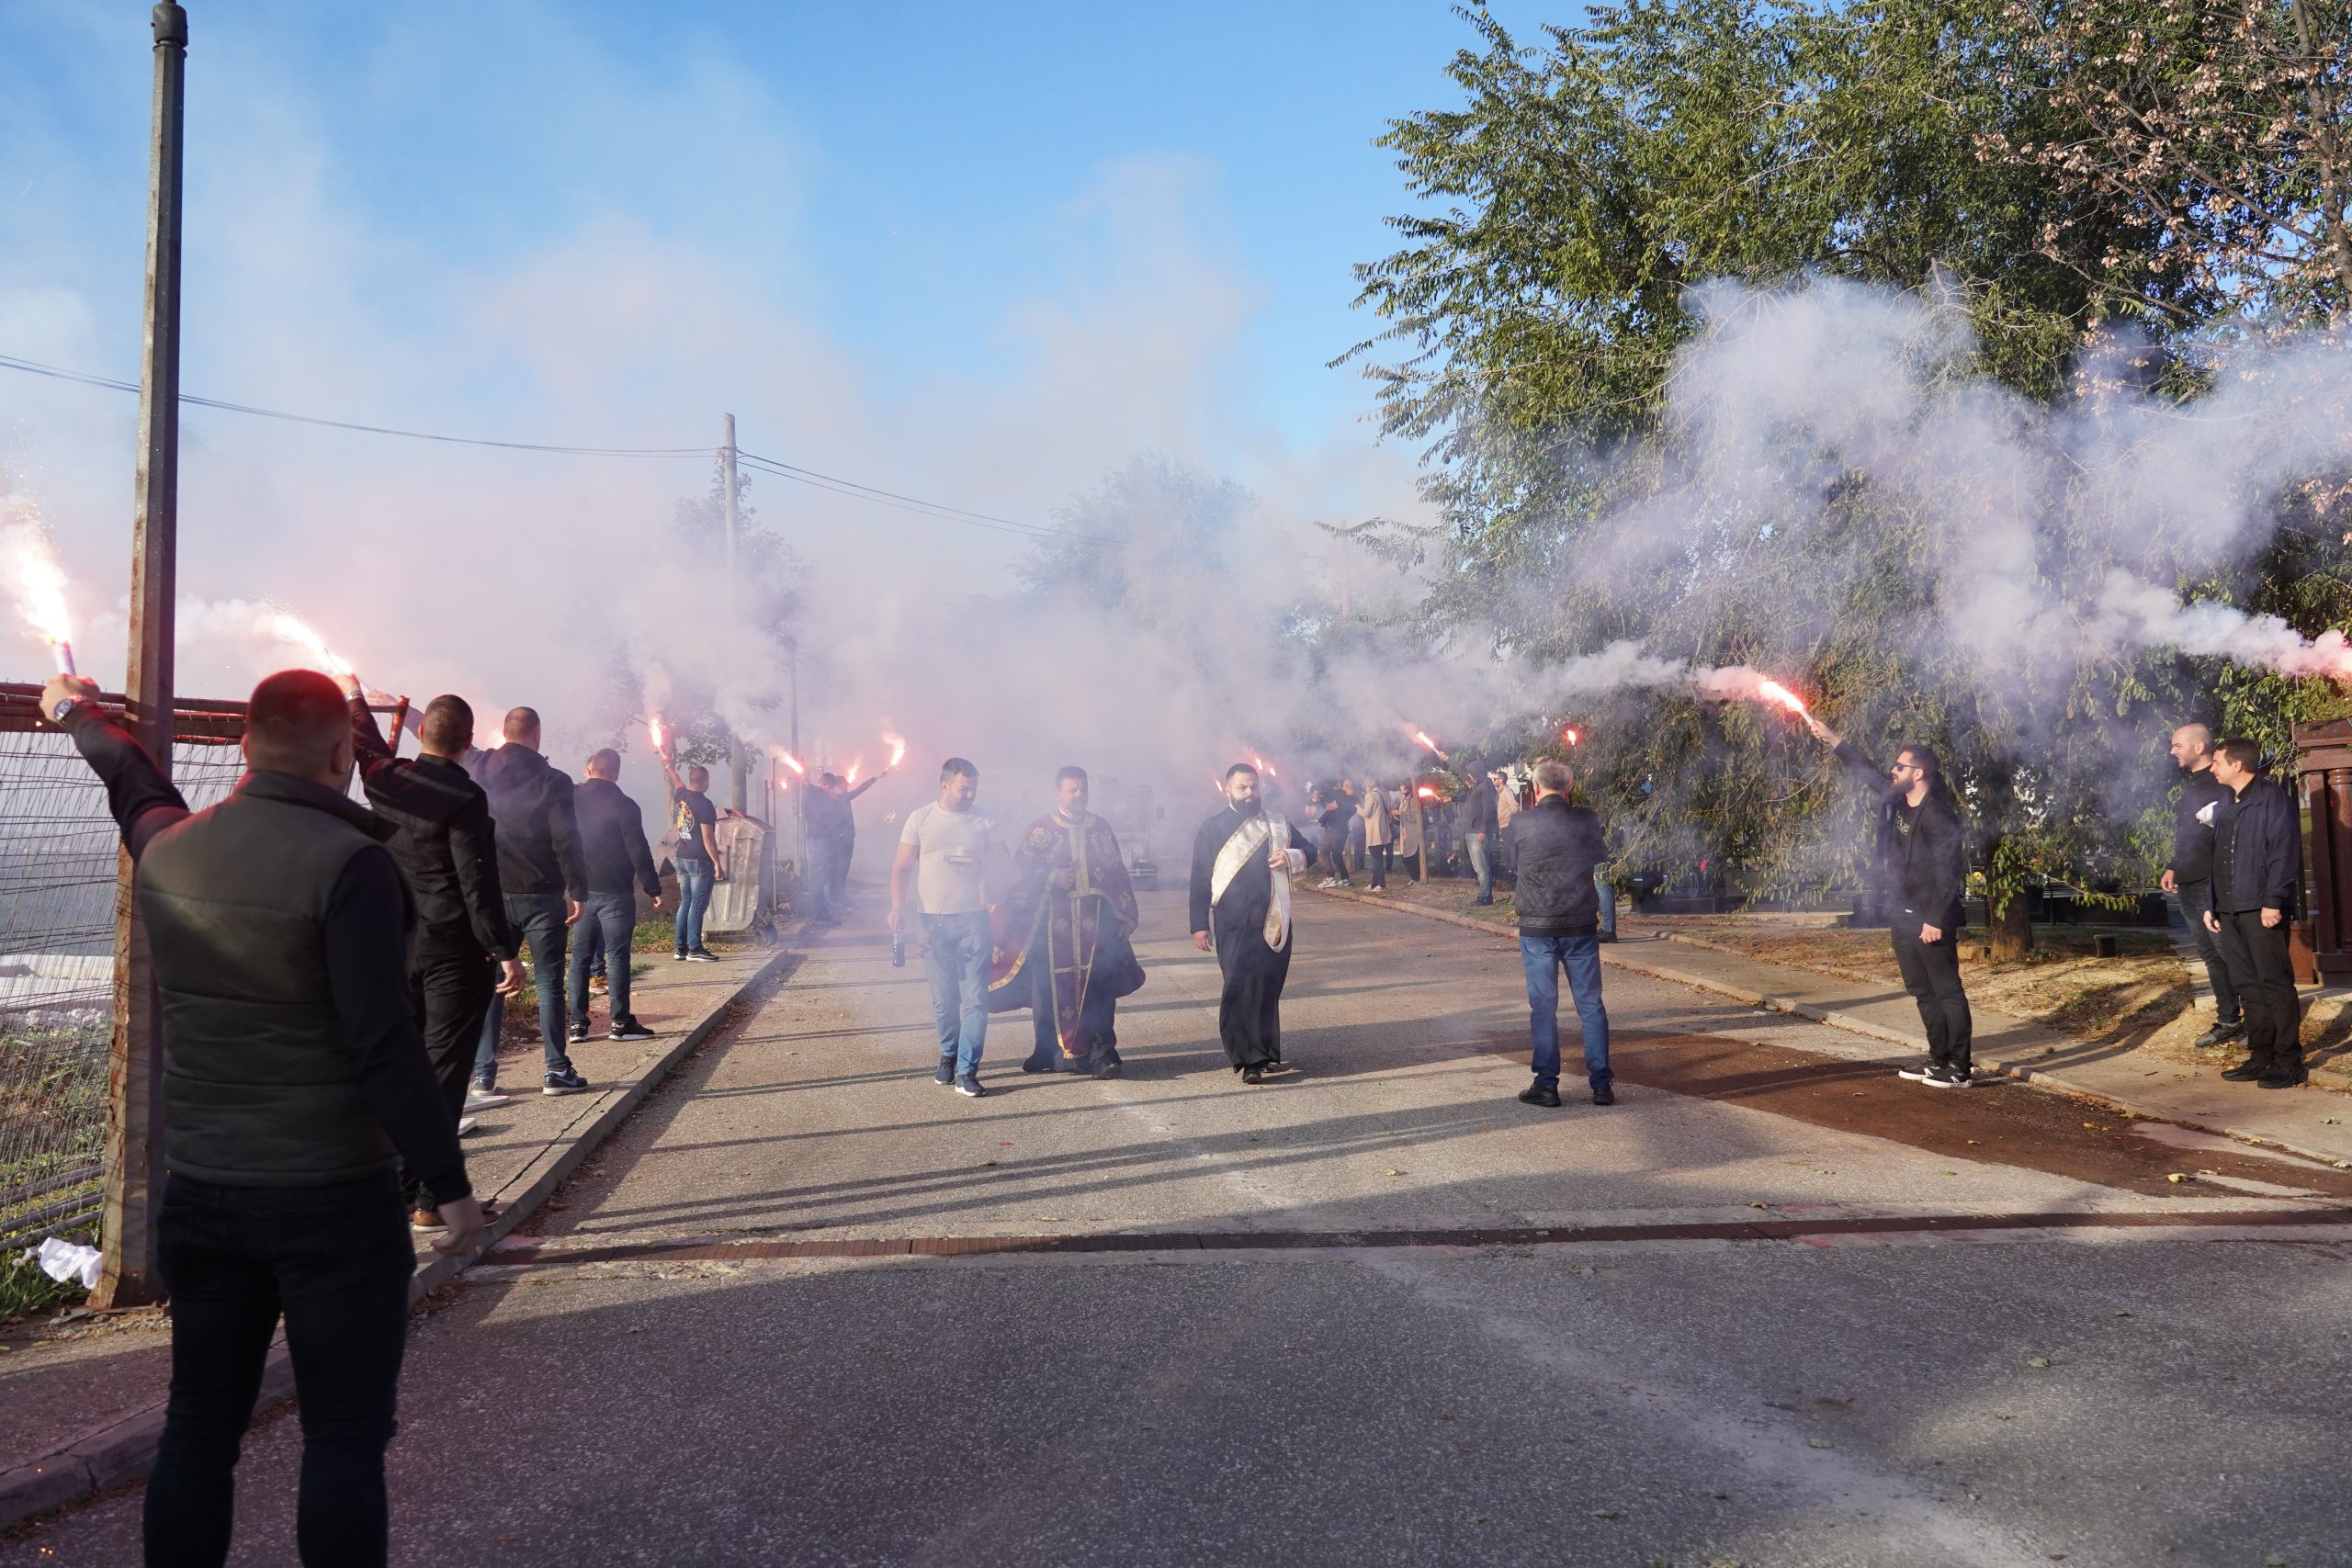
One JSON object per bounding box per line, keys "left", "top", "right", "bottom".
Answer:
{"left": 899, "top": 802, "right": 999, "bottom": 915}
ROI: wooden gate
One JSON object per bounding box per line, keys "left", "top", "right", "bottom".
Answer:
{"left": 2293, "top": 717, "right": 2352, "bottom": 983}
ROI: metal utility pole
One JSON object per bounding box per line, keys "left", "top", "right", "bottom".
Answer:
{"left": 722, "top": 413, "right": 747, "bottom": 814}
{"left": 98, "top": 0, "right": 187, "bottom": 1308}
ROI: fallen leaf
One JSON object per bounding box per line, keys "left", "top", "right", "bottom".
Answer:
{"left": 1384, "top": 1168, "right": 1405, "bottom": 1177}
{"left": 1589, "top": 1508, "right": 1621, "bottom": 1519}
{"left": 1807, "top": 1438, "right": 1835, "bottom": 1450}
{"left": 2165, "top": 1173, "right": 2187, "bottom": 1183}
{"left": 978, "top": 1160, "right": 997, "bottom": 1168}
{"left": 2026, "top": 1356, "right": 2052, "bottom": 1369}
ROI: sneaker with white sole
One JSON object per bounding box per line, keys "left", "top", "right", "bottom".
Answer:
{"left": 464, "top": 1089, "right": 511, "bottom": 1111}
{"left": 1896, "top": 1064, "right": 1936, "bottom": 1083}
{"left": 933, "top": 1055, "right": 956, "bottom": 1086}
{"left": 954, "top": 1075, "right": 987, "bottom": 1098}
{"left": 1923, "top": 1066, "right": 1973, "bottom": 1089}
{"left": 608, "top": 1020, "right": 657, "bottom": 1042}
{"left": 456, "top": 1116, "right": 480, "bottom": 1137}
{"left": 543, "top": 1066, "right": 590, "bottom": 1095}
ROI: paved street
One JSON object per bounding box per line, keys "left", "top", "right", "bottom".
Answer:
{"left": 8, "top": 891, "right": 2351, "bottom": 1567}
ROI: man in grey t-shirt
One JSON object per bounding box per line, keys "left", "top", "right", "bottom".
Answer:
{"left": 890, "top": 757, "right": 1001, "bottom": 1097}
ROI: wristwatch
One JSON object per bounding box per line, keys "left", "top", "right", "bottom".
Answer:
{"left": 51, "top": 696, "right": 80, "bottom": 724}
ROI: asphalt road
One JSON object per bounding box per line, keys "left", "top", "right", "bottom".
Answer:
{"left": 8, "top": 890, "right": 2351, "bottom": 1567}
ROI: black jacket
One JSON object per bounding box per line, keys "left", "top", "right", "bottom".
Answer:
{"left": 574, "top": 777, "right": 662, "bottom": 900}
{"left": 2212, "top": 776, "right": 2301, "bottom": 915}
{"left": 63, "top": 702, "right": 469, "bottom": 1204}
{"left": 349, "top": 698, "right": 517, "bottom": 962}
{"left": 2168, "top": 767, "right": 2231, "bottom": 886}
{"left": 1512, "top": 795, "right": 1605, "bottom": 937}
{"left": 1463, "top": 780, "right": 1500, "bottom": 837}
{"left": 1834, "top": 739, "right": 1966, "bottom": 931}
{"left": 478, "top": 744, "right": 588, "bottom": 901}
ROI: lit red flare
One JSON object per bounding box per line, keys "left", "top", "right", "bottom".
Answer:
{"left": 845, "top": 759, "right": 863, "bottom": 785}
{"left": 1560, "top": 726, "right": 1581, "bottom": 747}
{"left": 1754, "top": 677, "right": 1810, "bottom": 717}
{"left": 1251, "top": 753, "right": 1278, "bottom": 778}
{"left": 647, "top": 713, "right": 668, "bottom": 755}
{"left": 0, "top": 504, "right": 75, "bottom": 671}
{"left": 882, "top": 730, "right": 907, "bottom": 770}
{"left": 1417, "top": 784, "right": 1440, "bottom": 800}
{"left": 266, "top": 611, "right": 354, "bottom": 677}
{"left": 1408, "top": 728, "right": 1449, "bottom": 761}
{"left": 774, "top": 748, "right": 807, "bottom": 777}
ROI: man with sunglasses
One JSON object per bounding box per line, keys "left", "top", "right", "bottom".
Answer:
{"left": 1805, "top": 716, "right": 1975, "bottom": 1087}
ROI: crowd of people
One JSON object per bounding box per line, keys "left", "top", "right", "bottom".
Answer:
{"left": 28, "top": 658, "right": 2318, "bottom": 1566}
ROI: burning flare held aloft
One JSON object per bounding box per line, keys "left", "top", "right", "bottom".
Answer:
{"left": 262, "top": 611, "right": 355, "bottom": 677}
{"left": 882, "top": 730, "right": 908, "bottom": 771}
{"left": 773, "top": 747, "right": 807, "bottom": 777}
{"left": 1407, "top": 726, "right": 1449, "bottom": 761}
{"left": 1693, "top": 665, "right": 1814, "bottom": 719}
{"left": 0, "top": 494, "right": 75, "bottom": 674}
{"left": 647, "top": 713, "right": 669, "bottom": 756}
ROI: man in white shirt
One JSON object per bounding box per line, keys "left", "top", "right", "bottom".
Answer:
{"left": 889, "top": 757, "right": 1001, "bottom": 1097}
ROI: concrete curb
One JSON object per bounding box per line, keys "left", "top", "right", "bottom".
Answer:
{"left": 1308, "top": 886, "right": 2352, "bottom": 1169}
{"left": 0, "top": 948, "right": 794, "bottom": 1533}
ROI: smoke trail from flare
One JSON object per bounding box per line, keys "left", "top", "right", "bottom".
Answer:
{"left": 882, "top": 730, "right": 907, "bottom": 770}
{"left": 2096, "top": 573, "right": 2352, "bottom": 682}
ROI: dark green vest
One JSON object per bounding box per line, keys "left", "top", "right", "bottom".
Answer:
{"left": 137, "top": 772, "right": 404, "bottom": 1186}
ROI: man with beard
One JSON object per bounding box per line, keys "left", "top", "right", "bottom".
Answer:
{"left": 1189, "top": 763, "right": 1318, "bottom": 1083}
{"left": 995, "top": 766, "right": 1146, "bottom": 1078}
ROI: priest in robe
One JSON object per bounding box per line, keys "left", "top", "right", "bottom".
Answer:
{"left": 1189, "top": 762, "right": 1318, "bottom": 1083}
{"left": 990, "top": 766, "right": 1146, "bottom": 1077}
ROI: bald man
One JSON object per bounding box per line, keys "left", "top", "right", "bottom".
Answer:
{"left": 2163, "top": 724, "right": 2242, "bottom": 1049}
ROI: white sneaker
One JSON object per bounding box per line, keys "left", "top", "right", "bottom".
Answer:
{"left": 464, "top": 1089, "right": 511, "bottom": 1111}
{"left": 1923, "top": 1067, "right": 1973, "bottom": 1089}
{"left": 456, "top": 1116, "right": 480, "bottom": 1137}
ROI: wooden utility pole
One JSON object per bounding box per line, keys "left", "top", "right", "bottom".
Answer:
{"left": 722, "top": 413, "right": 748, "bottom": 814}
{"left": 98, "top": 0, "right": 187, "bottom": 1308}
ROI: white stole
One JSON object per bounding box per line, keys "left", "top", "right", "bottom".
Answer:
{"left": 1208, "top": 813, "right": 1291, "bottom": 953}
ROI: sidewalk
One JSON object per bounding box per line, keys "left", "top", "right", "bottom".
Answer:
{"left": 1310, "top": 886, "right": 2352, "bottom": 1171}
{"left": 0, "top": 944, "right": 791, "bottom": 1529}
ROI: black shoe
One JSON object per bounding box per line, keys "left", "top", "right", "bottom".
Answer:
{"left": 1471, "top": 896, "right": 1495, "bottom": 907}
{"left": 954, "top": 1075, "right": 987, "bottom": 1099}
{"left": 685, "top": 947, "right": 721, "bottom": 963}
{"left": 2194, "top": 1021, "right": 2245, "bottom": 1049}
{"left": 1241, "top": 1066, "right": 1264, "bottom": 1085}
{"left": 1590, "top": 1084, "right": 1616, "bottom": 1106}
{"left": 1518, "top": 1083, "right": 1563, "bottom": 1108}
{"left": 1596, "top": 931, "right": 1618, "bottom": 943}
{"left": 608, "top": 1020, "right": 656, "bottom": 1042}
{"left": 2258, "top": 1064, "right": 2308, "bottom": 1089}
{"left": 567, "top": 1021, "right": 590, "bottom": 1044}
{"left": 1020, "top": 1055, "right": 1057, "bottom": 1074}
{"left": 1091, "top": 1055, "right": 1123, "bottom": 1079}
{"left": 933, "top": 1055, "right": 956, "bottom": 1086}
{"left": 2219, "top": 1057, "right": 2269, "bottom": 1082}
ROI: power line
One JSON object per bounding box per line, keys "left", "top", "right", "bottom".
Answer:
{"left": 1, "top": 349, "right": 1110, "bottom": 546}
{"left": 0, "top": 353, "right": 711, "bottom": 457}
{"left": 734, "top": 448, "right": 1103, "bottom": 544}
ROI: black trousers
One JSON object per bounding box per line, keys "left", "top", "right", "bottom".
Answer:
{"left": 2215, "top": 910, "right": 2301, "bottom": 1067}
{"left": 2177, "top": 881, "right": 2242, "bottom": 1026}
{"left": 1890, "top": 921, "right": 1973, "bottom": 1071}
{"left": 147, "top": 1172, "right": 415, "bottom": 1568}
{"left": 1364, "top": 843, "right": 1390, "bottom": 889}
{"left": 404, "top": 953, "right": 495, "bottom": 1211}
{"left": 1214, "top": 919, "right": 1291, "bottom": 1070}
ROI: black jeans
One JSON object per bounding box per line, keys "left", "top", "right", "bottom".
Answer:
{"left": 568, "top": 892, "right": 638, "bottom": 1028}
{"left": 1364, "top": 843, "right": 1390, "bottom": 889}
{"left": 1890, "top": 920, "right": 1973, "bottom": 1072}
{"left": 504, "top": 892, "right": 571, "bottom": 1072}
{"left": 403, "top": 953, "right": 494, "bottom": 1211}
{"left": 147, "top": 1172, "right": 415, "bottom": 1568}
{"left": 2216, "top": 909, "right": 2301, "bottom": 1067}
{"left": 2177, "top": 881, "right": 2242, "bottom": 1026}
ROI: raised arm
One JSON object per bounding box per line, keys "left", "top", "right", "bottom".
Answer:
{"left": 47, "top": 677, "right": 188, "bottom": 863}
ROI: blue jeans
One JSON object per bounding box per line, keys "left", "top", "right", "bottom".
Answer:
{"left": 1594, "top": 864, "right": 1618, "bottom": 937}
{"left": 675, "top": 859, "right": 714, "bottom": 953}
{"left": 920, "top": 909, "right": 991, "bottom": 1077}
{"left": 569, "top": 892, "right": 638, "bottom": 1028}
{"left": 507, "top": 893, "right": 572, "bottom": 1073}
{"left": 1521, "top": 932, "right": 1611, "bottom": 1089}
{"left": 1467, "top": 832, "right": 1494, "bottom": 899}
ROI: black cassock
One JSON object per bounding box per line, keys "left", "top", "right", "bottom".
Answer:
{"left": 1189, "top": 805, "right": 1318, "bottom": 1071}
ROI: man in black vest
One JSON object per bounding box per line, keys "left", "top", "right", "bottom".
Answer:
{"left": 2161, "top": 723, "right": 2243, "bottom": 1048}
{"left": 43, "top": 668, "right": 480, "bottom": 1567}
{"left": 339, "top": 676, "right": 526, "bottom": 1228}
{"left": 476, "top": 706, "right": 592, "bottom": 1094}
{"left": 2202, "top": 738, "right": 2306, "bottom": 1089}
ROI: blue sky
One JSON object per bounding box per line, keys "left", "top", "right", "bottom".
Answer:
{"left": 0, "top": 0, "right": 1565, "bottom": 735}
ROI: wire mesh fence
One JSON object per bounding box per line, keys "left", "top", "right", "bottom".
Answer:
{"left": 1, "top": 732, "right": 245, "bottom": 1245}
